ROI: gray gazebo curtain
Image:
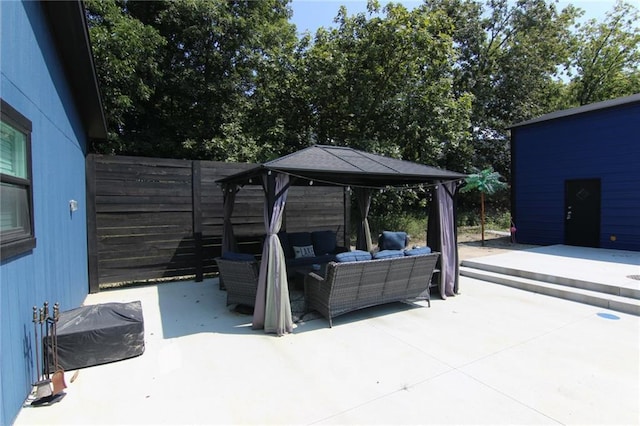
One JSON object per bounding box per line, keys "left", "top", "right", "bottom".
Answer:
{"left": 427, "top": 180, "right": 459, "bottom": 298}
{"left": 354, "top": 187, "right": 373, "bottom": 252}
{"left": 221, "top": 183, "right": 238, "bottom": 254}
{"left": 252, "top": 172, "right": 293, "bottom": 335}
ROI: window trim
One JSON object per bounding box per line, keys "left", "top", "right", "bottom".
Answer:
{"left": 1, "top": 99, "right": 36, "bottom": 260}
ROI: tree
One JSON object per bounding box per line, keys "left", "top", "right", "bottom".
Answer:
{"left": 460, "top": 167, "right": 507, "bottom": 245}
{"left": 568, "top": 0, "right": 640, "bottom": 105}
{"left": 297, "top": 0, "right": 475, "bottom": 219}
{"left": 85, "top": 0, "right": 165, "bottom": 154}
{"left": 86, "top": 0, "right": 299, "bottom": 161}
{"left": 422, "top": 0, "right": 580, "bottom": 181}
{"left": 129, "top": 0, "right": 300, "bottom": 161}
{"left": 301, "top": 1, "right": 473, "bottom": 170}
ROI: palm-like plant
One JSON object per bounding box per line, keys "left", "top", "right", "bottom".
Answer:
{"left": 460, "top": 167, "right": 508, "bottom": 246}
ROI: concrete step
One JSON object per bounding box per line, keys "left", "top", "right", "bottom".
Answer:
{"left": 460, "top": 266, "right": 640, "bottom": 316}
{"left": 461, "top": 259, "right": 640, "bottom": 300}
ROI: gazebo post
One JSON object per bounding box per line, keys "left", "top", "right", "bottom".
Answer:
{"left": 354, "top": 187, "right": 373, "bottom": 252}
{"left": 221, "top": 183, "right": 238, "bottom": 255}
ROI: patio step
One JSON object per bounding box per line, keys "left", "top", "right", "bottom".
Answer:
{"left": 459, "top": 266, "right": 640, "bottom": 316}
{"left": 460, "top": 259, "right": 640, "bottom": 300}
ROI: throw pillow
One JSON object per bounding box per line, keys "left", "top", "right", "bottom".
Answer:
{"left": 379, "top": 231, "right": 408, "bottom": 250}
{"left": 293, "top": 245, "right": 316, "bottom": 259}
{"left": 312, "top": 230, "right": 337, "bottom": 255}
{"left": 373, "top": 249, "right": 405, "bottom": 260}
{"left": 335, "top": 250, "right": 372, "bottom": 262}
{"left": 404, "top": 246, "right": 432, "bottom": 256}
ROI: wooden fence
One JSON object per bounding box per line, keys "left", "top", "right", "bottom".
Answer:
{"left": 86, "top": 154, "right": 348, "bottom": 292}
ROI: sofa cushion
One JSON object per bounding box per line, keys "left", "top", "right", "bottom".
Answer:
{"left": 221, "top": 251, "right": 256, "bottom": 261}
{"left": 336, "top": 250, "right": 372, "bottom": 262}
{"left": 293, "top": 245, "right": 315, "bottom": 259}
{"left": 373, "top": 249, "right": 405, "bottom": 260}
{"left": 312, "top": 230, "right": 337, "bottom": 255}
{"left": 379, "top": 231, "right": 408, "bottom": 250}
{"left": 404, "top": 246, "right": 432, "bottom": 256}
{"left": 287, "top": 253, "right": 336, "bottom": 268}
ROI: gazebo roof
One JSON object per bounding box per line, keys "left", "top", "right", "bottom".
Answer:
{"left": 216, "top": 145, "right": 467, "bottom": 188}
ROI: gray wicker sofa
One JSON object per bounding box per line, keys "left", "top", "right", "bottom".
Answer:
{"left": 304, "top": 252, "right": 439, "bottom": 327}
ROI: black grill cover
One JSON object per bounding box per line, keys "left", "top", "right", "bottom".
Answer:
{"left": 44, "top": 301, "right": 144, "bottom": 371}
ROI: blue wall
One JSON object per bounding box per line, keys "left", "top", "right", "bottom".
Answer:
{"left": 1, "top": 2, "right": 90, "bottom": 424}
{"left": 512, "top": 101, "right": 640, "bottom": 251}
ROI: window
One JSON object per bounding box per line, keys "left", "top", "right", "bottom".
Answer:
{"left": 1, "top": 99, "right": 35, "bottom": 260}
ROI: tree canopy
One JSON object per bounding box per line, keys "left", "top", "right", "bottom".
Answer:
{"left": 568, "top": 1, "right": 640, "bottom": 105}
{"left": 86, "top": 0, "right": 639, "bottom": 213}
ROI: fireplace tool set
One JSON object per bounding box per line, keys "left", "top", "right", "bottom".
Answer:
{"left": 31, "top": 302, "right": 67, "bottom": 405}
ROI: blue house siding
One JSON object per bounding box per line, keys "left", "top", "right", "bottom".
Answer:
{"left": 1, "top": 2, "right": 95, "bottom": 424}
{"left": 512, "top": 98, "right": 640, "bottom": 251}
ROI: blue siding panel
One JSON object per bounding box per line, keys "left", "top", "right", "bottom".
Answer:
{"left": 1, "top": 2, "right": 90, "bottom": 424}
{"left": 513, "top": 101, "right": 640, "bottom": 251}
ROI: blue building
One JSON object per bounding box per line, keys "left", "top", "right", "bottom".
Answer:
{"left": 510, "top": 94, "right": 640, "bottom": 251}
{"left": 0, "top": 1, "right": 106, "bottom": 423}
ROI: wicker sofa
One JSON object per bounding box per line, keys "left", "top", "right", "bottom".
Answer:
{"left": 304, "top": 252, "right": 439, "bottom": 327}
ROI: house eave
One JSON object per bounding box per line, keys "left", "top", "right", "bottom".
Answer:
{"left": 41, "top": 0, "right": 107, "bottom": 140}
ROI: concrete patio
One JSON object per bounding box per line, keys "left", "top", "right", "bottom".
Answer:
{"left": 15, "top": 248, "right": 640, "bottom": 425}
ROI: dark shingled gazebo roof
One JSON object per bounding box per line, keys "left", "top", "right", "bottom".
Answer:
{"left": 217, "top": 145, "right": 467, "bottom": 188}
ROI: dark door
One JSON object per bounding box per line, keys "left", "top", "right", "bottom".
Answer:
{"left": 565, "top": 179, "right": 601, "bottom": 247}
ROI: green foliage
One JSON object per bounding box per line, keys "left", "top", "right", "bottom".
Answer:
{"left": 87, "top": 0, "right": 299, "bottom": 161}
{"left": 460, "top": 167, "right": 508, "bottom": 195}
{"left": 367, "top": 213, "right": 427, "bottom": 245}
{"left": 85, "top": 0, "right": 166, "bottom": 153}
{"left": 84, "top": 0, "right": 640, "bottom": 216}
{"left": 423, "top": 0, "right": 582, "bottom": 180}
{"left": 463, "top": 209, "right": 511, "bottom": 229}
{"left": 301, "top": 2, "right": 474, "bottom": 171}
{"left": 568, "top": 0, "right": 640, "bottom": 105}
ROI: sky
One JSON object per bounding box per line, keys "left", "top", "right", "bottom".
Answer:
{"left": 289, "top": 0, "right": 622, "bottom": 35}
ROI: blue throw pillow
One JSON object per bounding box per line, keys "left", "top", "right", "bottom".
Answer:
{"left": 221, "top": 251, "right": 256, "bottom": 261}
{"left": 312, "top": 230, "right": 337, "bottom": 255}
{"left": 404, "top": 246, "right": 432, "bottom": 256}
{"left": 293, "top": 245, "right": 316, "bottom": 259}
{"left": 373, "top": 249, "right": 405, "bottom": 260}
{"left": 379, "top": 231, "right": 408, "bottom": 250}
{"left": 336, "top": 250, "right": 372, "bottom": 262}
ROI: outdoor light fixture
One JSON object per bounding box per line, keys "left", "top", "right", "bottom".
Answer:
{"left": 69, "top": 199, "right": 78, "bottom": 212}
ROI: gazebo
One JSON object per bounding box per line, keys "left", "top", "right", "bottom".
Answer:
{"left": 216, "top": 145, "right": 467, "bottom": 335}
